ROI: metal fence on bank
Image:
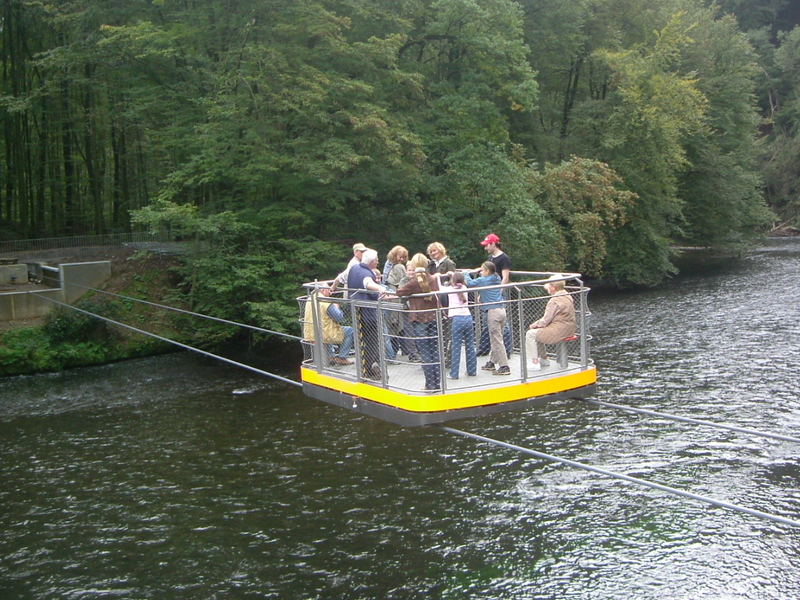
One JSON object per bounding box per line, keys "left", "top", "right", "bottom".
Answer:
{"left": 0, "top": 232, "right": 169, "bottom": 255}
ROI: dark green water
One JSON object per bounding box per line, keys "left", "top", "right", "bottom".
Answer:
{"left": 2, "top": 239, "right": 799, "bottom": 599}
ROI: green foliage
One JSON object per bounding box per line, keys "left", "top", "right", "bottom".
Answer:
{"left": 605, "top": 220, "right": 678, "bottom": 287}
{"left": 671, "top": 7, "right": 774, "bottom": 246}
{"left": 1, "top": 0, "right": 795, "bottom": 303}
{"left": 410, "top": 143, "right": 531, "bottom": 264}
{"left": 716, "top": 0, "right": 792, "bottom": 35}
{"left": 578, "top": 11, "right": 707, "bottom": 284}
{"left": 0, "top": 328, "right": 54, "bottom": 376}
{"left": 764, "top": 126, "right": 800, "bottom": 224}
{"left": 42, "top": 300, "right": 113, "bottom": 344}
{"left": 497, "top": 194, "right": 564, "bottom": 272}
{"left": 529, "top": 157, "right": 636, "bottom": 277}
{"left": 135, "top": 204, "right": 340, "bottom": 338}
{"left": 762, "top": 27, "right": 800, "bottom": 225}
{"left": 1, "top": 319, "right": 118, "bottom": 375}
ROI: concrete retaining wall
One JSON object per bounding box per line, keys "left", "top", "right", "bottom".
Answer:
{"left": 61, "top": 262, "right": 112, "bottom": 303}
{"left": 0, "top": 261, "right": 111, "bottom": 321}
{"left": 0, "top": 289, "right": 63, "bottom": 320}
{"left": 0, "top": 264, "right": 28, "bottom": 284}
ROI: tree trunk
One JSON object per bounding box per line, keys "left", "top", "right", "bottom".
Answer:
{"left": 61, "top": 77, "right": 77, "bottom": 235}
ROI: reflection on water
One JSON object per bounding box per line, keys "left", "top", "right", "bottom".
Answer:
{"left": 1, "top": 239, "right": 799, "bottom": 599}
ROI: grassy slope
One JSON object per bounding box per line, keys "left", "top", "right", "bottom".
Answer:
{"left": 0, "top": 250, "right": 187, "bottom": 376}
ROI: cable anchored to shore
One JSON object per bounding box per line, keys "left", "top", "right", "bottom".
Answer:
{"left": 30, "top": 285, "right": 800, "bottom": 529}
{"left": 33, "top": 293, "right": 303, "bottom": 388}
{"left": 53, "top": 280, "right": 302, "bottom": 342}
{"left": 440, "top": 425, "right": 800, "bottom": 529}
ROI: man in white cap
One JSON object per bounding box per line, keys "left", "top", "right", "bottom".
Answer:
{"left": 331, "top": 242, "right": 368, "bottom": 294}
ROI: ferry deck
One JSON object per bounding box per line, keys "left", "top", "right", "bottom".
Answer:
{"left": 299, "top": 271, "right": 596, "bottom": 426}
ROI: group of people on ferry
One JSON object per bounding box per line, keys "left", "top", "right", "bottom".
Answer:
{"left": 307, "top": 233, "right": 576, "bottom": 390}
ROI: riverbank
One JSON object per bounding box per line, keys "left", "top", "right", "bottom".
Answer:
{"left": 0, "top": 246, "right": 303, "bottom": 377}
{"left": 1, "top": 234, "right": 792, "bottom": 376}
{"left": 0, "top": 250, "right": 185, "bottom": 376}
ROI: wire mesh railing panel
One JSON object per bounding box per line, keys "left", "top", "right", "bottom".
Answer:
{"left": 383, "top": 303, "right": 443, "bottom": 392}
{"left": 300, "top": 274, "right": 593, "bottom": 394}
{"left": 515, "top": 287, "right": 586, "bottom": 371}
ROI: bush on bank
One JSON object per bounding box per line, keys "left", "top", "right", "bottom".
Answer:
{"left": 0, "top": 252, "right": 184, "bottom": 377}
{"left": 0, "top": 300, "right": 175, "bottom": 377}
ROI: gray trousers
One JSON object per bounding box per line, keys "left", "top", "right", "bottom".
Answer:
{"left": 487, "top": 308, "right": 508, "bottom": 367}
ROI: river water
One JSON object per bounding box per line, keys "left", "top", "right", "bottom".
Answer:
{"left": 2, "top": 239, "right": 799, "bottom": 599}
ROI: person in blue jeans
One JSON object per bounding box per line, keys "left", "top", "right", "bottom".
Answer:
{"left": 435, "top": 271, "right": 476, "bottom": 379}
{"left": 326, "top": 303, "right": 355, "bottom": 364}
{"left": 303, "top": 285, "right": 355, "bottom": 366}
{"left": 465, "top": 261, "right": 511, "bottom": 376}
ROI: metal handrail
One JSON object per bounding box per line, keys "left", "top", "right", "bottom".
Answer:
{"left": 299, "top": 273, "right": 593, "bottom": 392}
{"left": 0, "top": 231, "right": 170, "bottom": 254}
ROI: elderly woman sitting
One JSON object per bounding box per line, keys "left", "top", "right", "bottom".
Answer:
{"left": 525, "top": 274, "right": 576, "bottom": 371}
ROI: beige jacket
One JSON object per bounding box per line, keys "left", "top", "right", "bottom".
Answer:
{"left": 531, "top": 291, "right": 576, "bottom": 344}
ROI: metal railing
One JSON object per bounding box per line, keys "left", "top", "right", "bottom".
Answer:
{"left": 0, "top": 232, "right": 170, "bottom": 255}
{"left": 298, "top": 271, "right": 593, "bottom": 394}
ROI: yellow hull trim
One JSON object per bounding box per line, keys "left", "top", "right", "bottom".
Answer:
{"left": 301, "top": 366, "right": 597, "bottom": 413}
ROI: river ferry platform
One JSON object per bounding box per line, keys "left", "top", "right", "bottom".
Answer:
{"left": 299, "top": 271, "right": 596, "bottom": 426}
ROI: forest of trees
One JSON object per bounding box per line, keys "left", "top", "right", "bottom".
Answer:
{"left": 1, "top": 0, "right": 799, "bottom": 330}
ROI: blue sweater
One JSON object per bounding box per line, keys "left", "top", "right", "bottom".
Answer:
{"left": 465, "top": 272, "right": 504, "bottom": 309}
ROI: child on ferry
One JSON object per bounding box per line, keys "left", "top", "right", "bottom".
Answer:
{"left": 435, "top": 271, "right": 477, "bottom": 379}
{"left": 465, "top": 261, "right": 510, "bottom": 376}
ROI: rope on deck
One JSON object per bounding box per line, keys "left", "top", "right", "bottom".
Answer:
{"left": 57, "top": 280, "right": 302, "bottom": 341}
{"left": 581, "top": 398, "right": 800, "bottom": 444}
{"left": 440, "top": 425, "right": 800, "bottom": 529}
{"left": 32, "top": 292, "right": 303, "bottom": 388}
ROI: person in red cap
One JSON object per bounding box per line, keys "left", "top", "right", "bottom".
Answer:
{"left": 480, "top": 233, "right": 511, "bottom": 285}
{"left": 478, "top": 233, "right": 513, "bottom": 357}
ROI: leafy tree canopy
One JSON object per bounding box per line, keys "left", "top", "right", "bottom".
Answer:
{"left": 0, "top": 0, "right": 795, "bottom": 341}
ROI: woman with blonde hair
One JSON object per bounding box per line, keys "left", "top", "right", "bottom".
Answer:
{"left": 426, "top": 242, "right": 456, "bottom": 275}
{"left": 382, "top": 245, "right": 418, "bottom": 361}
{"left": 397, "top": 253, "right": 442, "bottom": 391}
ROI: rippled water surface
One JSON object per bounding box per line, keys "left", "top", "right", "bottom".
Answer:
{"left": 2, "top": 239, "right": 800, "bottom": 599}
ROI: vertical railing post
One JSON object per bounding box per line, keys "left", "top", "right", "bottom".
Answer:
{"left": 309, "top": 289, "right": 327, "bottom": 371}
{"left": 518, "top": 285, "right": 529, "bottom": 382}
{"left": 350, "top": 297, "right": 364, "bottom": 381}
{"left": 578, "top": 280, "right": 589, "bottom": 368}
{"left": 376, "top": 298, "right": 387, "bottom": 387}
{"left": 436, "top": 301, "right": 446, "bottom": 393}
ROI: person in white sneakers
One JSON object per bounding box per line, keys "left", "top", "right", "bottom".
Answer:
{"left": 526, "top": 274, "right": 576, "bottom": 370}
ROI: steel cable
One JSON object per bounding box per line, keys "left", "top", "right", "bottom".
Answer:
{"left": 32, "top": 292, "right": 303, "bottom": 388}
{"left": 28, "top": 286, "right": 800, "bottom": 529}
{"left": 582, "top": 398, "right": 800, "bottom": 444}
{"left": 440, "top": 425, "right": 800, "bottom": 529}
{"left": 59, "top": 280, "right": 302, "bottom": 341}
